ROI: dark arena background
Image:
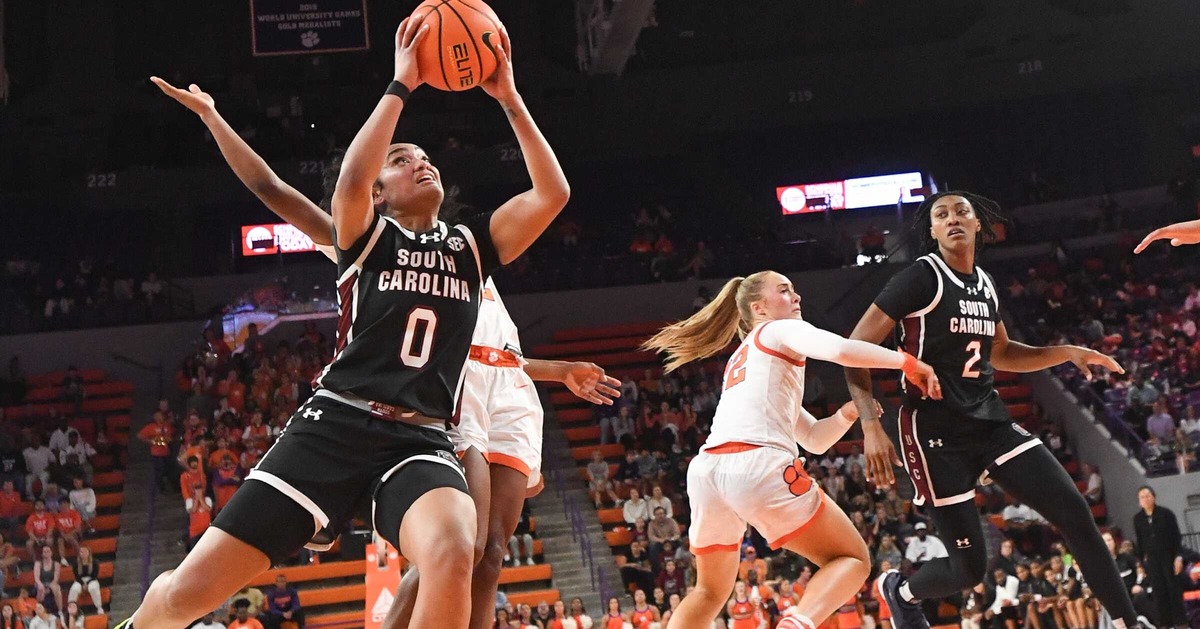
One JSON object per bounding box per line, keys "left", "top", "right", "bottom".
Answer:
{"left": 1, "top": 0, "right": 1200, "bottom": 628}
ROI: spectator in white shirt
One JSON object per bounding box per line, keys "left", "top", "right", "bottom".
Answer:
{"left": 600, "top": 407, "right": 634, "bottom": 445}
{"left": 22, "top": 436, "right": 53, "bottom": 499}
{"left": 904, "top": 522, "right": 949, "bottom": 566}
{"left": 68, "top": 477, "right": 97, "bottom": 532}
{"left": 1179, "top": 406, "right": 1200, "bottom": 442}
{"left": 623, "top": 488, "right": 650, "bottom": 525}
{"left": 59, "top": 432, "right": 97, "bottom": 484}
{"left": 844, "top": 444, "right": 866, "bottom": 473}
{"left": 47, "top": 419, "right": 71, "bottom": 455}
{"left": 1002, "top": 501, "right": 1048, "bottom": 552}
{"left": 141, "top": 272, "right": 164, "bottom": 303}
{"left": 1184, "top": 285, "right": 1200, "bottom": 312}
{"left": 1082, "top": 463, "right": 1104, "bottom": 505}
{"left": 646, "top": 485, "right": 673, "bottom": 519}
{"left": 985, "top": 568, "right": 1020, "bottom": 629}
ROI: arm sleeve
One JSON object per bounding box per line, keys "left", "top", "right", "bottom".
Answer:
{"left": 874, "top": 261, "right": 940, "bottom": 321}
{"left": 458, "top": 212, "right": 503, "bottom": 278}
{"left": 761, "top": 319, "right": 904, "bottom": 369}
{"left": 792, "top": 406, "right": 856, "bottom": 455}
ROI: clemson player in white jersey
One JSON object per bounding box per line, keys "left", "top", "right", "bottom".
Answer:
{"left": 151, "top": 76, "right": 620, "bottom": 629}
{"left": 643, "top": 270, "right": 941, "bottom": 629}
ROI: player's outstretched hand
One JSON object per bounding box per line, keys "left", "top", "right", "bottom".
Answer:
{"left": 150, "top": 77, "right": 215, "bottom": 119}
{"left": 564, "top": 362, "right": 621, "bottom": 406}
{"left": 862, "top": 419, "right": 902, "bottom": 488}
{"left": 1134, "top": 219, "right": 1200, "bottom": 253}
{"left": 479, "top": 27, "right": 518, "bottom": 106}
{"left": 903, "top": 359, "right": 943, "bottom": 400}
{"left": 1070, "top": 347, "right": 1123, "bottom": 381}
{"left": 393, "top": 17, "right": 429, "bottom": 90}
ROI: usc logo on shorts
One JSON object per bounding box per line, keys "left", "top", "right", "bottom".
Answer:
{"left": 782, "top": 459, "right": 813, "bottom": 497}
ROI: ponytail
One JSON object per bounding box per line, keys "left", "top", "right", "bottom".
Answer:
{"left": 643, "top": 271, "right": 772, "bottom": 372}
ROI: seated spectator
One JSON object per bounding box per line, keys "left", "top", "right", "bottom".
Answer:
{"left": 0, "top": 481, "right": 21, "bottom": 535}
{"left": 646, "top": 485, "right": 672, "bottom": 520}
{"left": 51, "top": 503, "right": 82, "bottom": 560}
{"left": 989, "top": 539, "right": 1022, "bottom": 577}
{"left": 68, "top": 478, "right": 96, "bottom": 533}
{"left": 1174, "top": 427, "right": 1196, "bottom": 473}
{"left": 961, "top": 584, "right": 987, "bottom": 629}
{"left": 984, "top": 567, "right": 1020, "bottom": 629}
{"left": 67, "top": 545, "right": 103, "bottom": 615}
{"left": 1146, "top": 399, "right": 1176, "bottom": 442}
{"left": 586, "top": 450, "right": 619, "bottom": 509}
{"left": 0, "top": 603, "right": 22, "bottom": 629}
{"left": 621, "top": 540, "right": 655, "bottom": 594}
{"left": 738, "top": 545, "right": 768, "bottom": 582}
{"left": 24, "top": 500, "right": 55, "bottom": 558}
{"left": 656, "top": 558, "right": 686, "bottom": 598}
{"left": 1002, "top": 501, "right": 1048, "bottom": 554}
{"left": 1180, "top": 405, "right": 1200, "bottom": 442}
{"left": 623, "top": 488, "right": 650, "bottom": 524}
{"left": 507, "top": 501, "right": 535, "bottom": 567}
{"left": 265, "top": 574, "right": 304, "bottom": 629}
{"left": 27, "top": 603, "right": 56, "bottom": 629}
{"left": 194, "top": 611, "right": 228, "bottom": 629}
{"left": 63, "top": 601, "right": 84, "bottom": 629}
{"left": 599, "top": 407, "right": 634, "bottom": 446}
{"left": 875, "top": 533, "right": 903, "bottom": 570}
{"left": 22, "top": 437, "right": 52, "bottom": 499}
{"left": 47, "top": 419, "right": 72, "bottom": 457}
{"left": 1082, "top": 463, "right": 1104, "bottom": 505}
{"left": 32, "top": 546, "right": 64, "bottom": 616}
{"left": 228, "top": 602, "right": 265, "bottom": 629}
{"left": 646, "top": 506, "right": 680, "bottom": 561}
{"left": 904, "top": 522, "right": 949, "bottom": 569}
{"left": 41, "top": 484, "right": 62, "bottom": 513}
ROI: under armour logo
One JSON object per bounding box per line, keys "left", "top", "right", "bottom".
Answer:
{"left": 956, "top": 538, "right": 972, "bottom": 548}
{"left": 967, "top": 287, "right": 979, "bottom": 296}
{"left": 928, "top": 439, "right": 943, "bottom": 448}
{"left": 419, "top": 231, "right": 443, "bottom": 244}
{"left": 302, "top": 407, "right": 324, "bottom": 421}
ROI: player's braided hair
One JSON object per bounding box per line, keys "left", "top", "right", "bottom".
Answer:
{"left": 911, "top": 191, "right": 1009, "bottom": 253}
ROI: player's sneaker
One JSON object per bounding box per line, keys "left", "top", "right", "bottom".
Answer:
{"left": 1135, "top": 616, "right": 1156, "bottom": 629}
{"left": 876, "top": 569, "right": 930, "bottom": 629}
{"left": 113, "top": 620, "right": 134, "bottom": 629}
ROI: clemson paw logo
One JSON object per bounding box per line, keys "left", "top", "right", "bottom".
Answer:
{"left": 782, "top": 460, "right": 813, "bottom": 497}
{"left": 300, "top": 31, "right": 320, "bottom": 48}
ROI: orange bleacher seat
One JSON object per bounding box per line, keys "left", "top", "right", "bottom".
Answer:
{"left": 12, "top": 562, "right": 114, "bottom": 589}
{"left": 572, "top": 443, "right": 623, "bottom": 462}
{"left": 82, "top": 397, "right": 133, "bottom": 413}
{"left": 26, "top": 370, "right": 106, "bottom": 388}
{"left": 1007, "top": 404, "right": 1031, "bottom": 420}
{"left": 994, "top": 371, "right": 1018, "bottom": 384}
{"left": 553, "top": 322, "right": 669, "bottom": 343}
{"left": 505, "top": 588, "right": 560, "bottom": 608}
{"left": 249, "top": 560, "right": 366, "bottom": 587}
{"left": 551, "top": 391, "right": 585, "bottom": 407}
{"left": 95, "top": 493, "right": 124, "bottom": 509}
{"left": 93, "top": 471, "right": 124, "bottom": 488}
{"left": 557, "top": 408, "right": 594, "bottom": 424}
{"left": 298, "top": 583, "right": 366, "bottom": 607}
{"left": 85, "top": 615, "right": 109, "bottom": 629}
{"left": 92, "top": 514, "right": 121, "bottom": 533}
{"left": 107, "top": 415, "right": 132, "bottom": 431}
{"left": 997, "top": 385, "right": 1032, "bottom": 400}
{"left": 606, "top": 528, "right": 634, "bottom": 547}
{"left": 988, "top": 514, "right": 1006, "bottom": 530}
{"left": 1091, "top": 504, "right": 1107, "bottom": 521}
{"left": 304, "top": 611, "right": 363, "bottom": 629}
{"left": 497, "top": 563, "right": 552, "bottom": 585}
{"left": 556, "top": 351, "right": 658, "bottom": 368}
{"left": 598, "top": 508, "right": 625, "bottom": 525}
{"left": 563, "top": 426, "right": 601, "bottom": 443}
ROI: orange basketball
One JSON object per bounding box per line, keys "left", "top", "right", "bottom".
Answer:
{"left": 410, "top": 0, "right": 503, "bottom": 92}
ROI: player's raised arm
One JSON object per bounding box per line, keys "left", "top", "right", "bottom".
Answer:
{"left": 332, "top": 18, "right": 428, "bottom": 250}
{"left": 477, "top": 29, "right": 571, "bottom": 264}
{"left": 150, "top": 77, "right": 333, "bottom": 246}
{"left": 1134, "top": 219, "right": 1200, "bottom": 253}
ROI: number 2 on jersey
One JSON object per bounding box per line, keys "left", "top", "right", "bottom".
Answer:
{"left": 724, "top": 345, "right": 749, "bottom": 390}
{"left": 962, "top": 340, "right": 982, "bottom": 378}
{"left": 399, "top": 307, "right": 439, "bottom": 368}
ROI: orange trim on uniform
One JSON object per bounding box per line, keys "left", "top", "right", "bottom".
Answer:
{"left": 486, "top": 451, "right": 532, "bottom": 477}
{"left": 753, "top": 323, "right": 806, "bottom": 367}
{"left": 482, "top": 287, "right": 496, "bottom": 301}
{"left": 469, "top": 345, "right": 523, "bottom": 368}
{"left": 705, "top": 442, "right": 763, "bottom": 455}
{"left": 768, "top": 492, "right": 827, "bottom": 549}
{"left": 690, "top": 542, "right": 741, "bottom": 556}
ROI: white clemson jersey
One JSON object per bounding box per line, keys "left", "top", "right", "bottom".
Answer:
{"left": 320, "top": 247, "right": 521, "bottom": 356}
{"left": 474, "top": 277, "right": 523, "bottom": 356}
{"left": 704, "top": 320, "right": 808, "bottom": 456}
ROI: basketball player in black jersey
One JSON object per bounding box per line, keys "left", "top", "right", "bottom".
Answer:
{"left": 125, "top": 18, "right": 570, "bottom": 629}
{"left": 844, "top": 192, "right": 1153, "bottom": 629}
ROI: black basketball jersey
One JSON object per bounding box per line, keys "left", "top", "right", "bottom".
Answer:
{"left": 316, "top": 212, "right": 500, "bottom": 420}
{"left": 874, "top": 252, "right": 1010, "bottom": 422}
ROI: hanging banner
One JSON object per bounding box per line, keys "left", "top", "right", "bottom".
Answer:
{"left": 251, "top": 0, "right": 370, "bottom": 56}
{"left": 364, "top": 539, "right": 402, "bottom": 629}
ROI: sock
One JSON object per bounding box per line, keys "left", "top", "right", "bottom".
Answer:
{"left": 899, "top": 581, "right": 917, "bottom": 603}
{"left": 780, "top": 615, "right": 815, "bottom": 629}
{"left": 1111, "top": 619, "right": 1127, "bottom": 629}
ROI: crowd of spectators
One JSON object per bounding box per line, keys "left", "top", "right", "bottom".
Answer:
{"left": 1000, "top": 240, "right": 1200, "bottom": 475}
{"left": 0, "top": 360, "right": 109, "bottom": 625}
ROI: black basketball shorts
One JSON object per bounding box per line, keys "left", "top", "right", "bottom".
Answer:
{"left": 212, "top": 390, "right": 468, "bottom": 563}
{"left": 889, "top": 404, "right": 1040, "bottom": 508}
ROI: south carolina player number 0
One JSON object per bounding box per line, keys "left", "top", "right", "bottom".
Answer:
{"left": 399, "top": 307, "right": 439, "bottom": 368}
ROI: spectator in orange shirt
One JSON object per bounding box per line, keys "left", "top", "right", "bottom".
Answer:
{"left": 228, "top": 601, "right": 265, "bottom": 629}
{"left": 137, "top": 411, "right": 175, "bottom": 493}
{"left": 207, "top": 438, "right": 236, "bottom": 473}
{"left": 212, "top": 458, "right": 242, "bottom": 514}
{"left": 737, "top": 545, "right": 769, "bottom": 582}
{"left": 51, "top": 503, "right": 82, "bottom": 560}
{"left": 0, "top": 602, "right": 24, "bottom": 629}
{"left": 0, "top": 481, "right": 22, "bottom": 535}
{"left": 23, "top": 501, "right": 55, "bottom": 558}
{"left": 179, "top": 456, "right": 207, "bottom": 502}
{"left": 239, "top": 439, "right": 265, "bottom": 471}
{"left": 242, "top": 412, "right": 269, "bottom": 445}
{"left": 186, "top": 488, "right": 213, "bottom": 552}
